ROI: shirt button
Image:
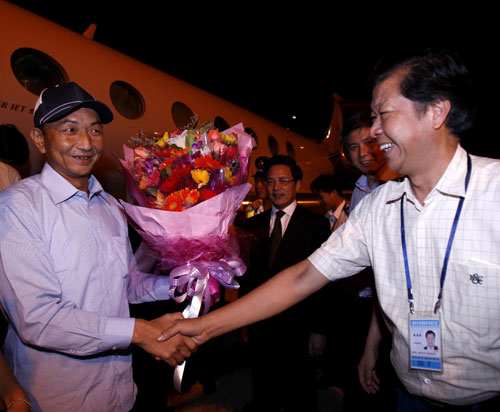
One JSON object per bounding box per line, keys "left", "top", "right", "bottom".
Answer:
{"left": 423, "top": 378, "right": 431, "bottom": 384}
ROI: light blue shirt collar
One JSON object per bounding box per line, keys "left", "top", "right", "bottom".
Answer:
{"left": 40, "top": 163, "right": 104, "bottom": 204}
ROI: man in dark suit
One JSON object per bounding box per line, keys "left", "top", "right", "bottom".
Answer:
{"left": 241, "top": 155, "right": 331, "bottom": 412}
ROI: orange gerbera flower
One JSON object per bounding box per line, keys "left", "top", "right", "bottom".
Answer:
{"left": 164, "top": 191, "right": 185, "bottom": 211}
{"left": 194, "top": 154, "right": 222, "bottom": 173}
{"left": 179, "top": 188, "right": 200, "bottom": 207}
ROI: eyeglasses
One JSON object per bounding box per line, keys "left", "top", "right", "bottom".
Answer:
{"left": 266, "top": 178, "right": 295, "bottom": 186}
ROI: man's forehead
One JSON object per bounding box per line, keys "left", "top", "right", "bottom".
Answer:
{"left": 267, "top": 164, "right": 292, "bottom": 175}
{"left": 348, "top": 126, "right": 371, "bottom": 144}
{"left": 371, "top": 71, "right": 404, "bottom": 109}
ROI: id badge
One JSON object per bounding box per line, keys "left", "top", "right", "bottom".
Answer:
{"left": 409, "top": 312, "right": 443, "bottom": 372}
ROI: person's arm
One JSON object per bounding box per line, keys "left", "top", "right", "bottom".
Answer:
{"left": 0, "top": 352, "right": 32, "bottom": 411}
{"left": 0, "top": 205, "right": 195, "bottom": 366}
{"left": 358, "top": 300, "right": 383, "bottom": 394}
{"left": 158, "top": 259, "right": 330, "bottom": 344}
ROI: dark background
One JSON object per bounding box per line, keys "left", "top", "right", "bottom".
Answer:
{"left": 7, "top": 1, "right": 499, "bottom": 157}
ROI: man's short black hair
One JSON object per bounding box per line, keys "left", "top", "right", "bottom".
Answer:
{"left": 372, "top": 49, "right": 476, "bottom": 138}
{"left": 263, "top": 154, "right": 303, "bottom": 181}
{"left": 310, "top": 174, "right": 345, "bottom": 195}
{"left": 341, "top": 110, "right": 373, "bottom": 152}
{"left": 425, "top": 330, "right": 436, "bottom": 337}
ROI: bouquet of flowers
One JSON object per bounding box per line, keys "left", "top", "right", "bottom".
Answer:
{"left": 119, "top": 120, "right": 254, "bottom": 309}
{"left": 119, "top": 121, "right": 254, "bottom": 390}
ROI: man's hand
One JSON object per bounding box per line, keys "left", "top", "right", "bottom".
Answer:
{"left": 358, "top": 300, "right": 383, "bottom": 394}
{"left": 358, "top": 343, "right": 380, "bottom": 394}
{"left": 157, "top": 316, "right": 210, "bottom": 347}
{"left": 132, "top": 312, "right": 197, "bottom": 367}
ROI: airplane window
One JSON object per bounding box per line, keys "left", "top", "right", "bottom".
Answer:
{"left": 10, "top": 48, "right": 69, "bottom": 96}
{"left": 286, "top": 141, "right": 296, "bottom": 158}
{"left": 214, "top": 116, "right": 230, "bottom": 131}
{"left": 110, "top": 81, "right": 145, "bottom": 119}
{"left": 268, "top": 135, "right": 279, "bottom": 155}
{"left": 245, "top": 127, "right": 258, "bottom": 149}
{"left": 171, "top": 102, "right": 197, "bottom": 129}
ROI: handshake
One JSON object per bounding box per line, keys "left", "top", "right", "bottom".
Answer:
{"left": 132, "top": 312, "right": 206, "bottom": 367}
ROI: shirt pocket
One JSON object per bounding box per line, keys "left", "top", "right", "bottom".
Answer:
{"left": 446, "top": 260, "right": 500, "bottom": 347}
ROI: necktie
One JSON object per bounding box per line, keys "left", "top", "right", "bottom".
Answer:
{"left": 327, "top": 210, "right": 337, "bottom": 231}
{"left": 268, "top": 210, "right": 285, "bottom": 269}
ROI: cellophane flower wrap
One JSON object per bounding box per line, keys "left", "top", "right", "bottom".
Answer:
{"left": 118, "top": 122, "right": 254, "bottom": 321}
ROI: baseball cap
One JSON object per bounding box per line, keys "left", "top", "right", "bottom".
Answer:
{"left": 33, "top": 82, "right": 114, "bottom": 128}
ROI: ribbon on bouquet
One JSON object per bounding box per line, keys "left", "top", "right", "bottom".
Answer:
{"left": 169, "top": 257, "right": 246, "bottom": 392}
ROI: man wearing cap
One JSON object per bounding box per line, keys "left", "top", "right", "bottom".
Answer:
{"left": 0, "top": 82, "right": 196, "bottom": 412}
{"left": 245, "top": 170, "right": 271, "bottom": 219}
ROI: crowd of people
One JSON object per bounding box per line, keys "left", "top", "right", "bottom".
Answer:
{"left": 1, "top": 49, "right": 500, "bottom": 412}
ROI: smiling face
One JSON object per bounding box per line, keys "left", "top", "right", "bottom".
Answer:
{"left": 266, "top": 164, "right": 301, "bottom": 210}
{"left": 370, "top": 72, "right": 432, "bottom": 178}
{"left": 346, "top": 126, "right": 385, "bottom": 177}
{"left": 31, "top": 107, "right": 104, "bottom": 192}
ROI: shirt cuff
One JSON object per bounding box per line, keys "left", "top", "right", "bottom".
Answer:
{"left": 308, "top": 247, "right": 333, "bottom": 280}
{"left": 104, "top": 316, "right": 136, "bottom": 349}
{"left": 152, "top": 275, "right": 171, "bottom": 300}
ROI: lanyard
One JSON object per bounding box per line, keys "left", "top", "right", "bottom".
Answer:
{"left": 401, "top": 154, "right": 472, "bottom": 314}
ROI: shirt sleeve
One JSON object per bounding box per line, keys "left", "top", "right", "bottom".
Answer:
{"left": 0, "top": 203, "right": 134, "bottom": 356}
{"left": 126, "top": 242, "right": 171, "bottom": 303}
{"left": 308, "top": 208, "right": 372, "bottom": 281}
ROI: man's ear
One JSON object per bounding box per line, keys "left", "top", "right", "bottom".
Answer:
{"left": 295, "top": 179, "right": 302, "bottom": 191}
{"left": 30, "top": 128, "right": 46, "bottom": 154}
{"left": 429, "top": 100, "right": 451, "bottom": 130}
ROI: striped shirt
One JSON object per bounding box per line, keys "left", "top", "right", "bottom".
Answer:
{"left": 309, "top": 145, "right": 500, "bottom": 405}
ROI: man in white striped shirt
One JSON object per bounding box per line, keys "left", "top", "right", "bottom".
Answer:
{"left": 161, "top": 50, "right": 500, "bottom": 411}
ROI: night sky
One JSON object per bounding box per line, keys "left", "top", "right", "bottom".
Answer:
{"left": 7, "top": 1, "right": 498, "bottom": 157}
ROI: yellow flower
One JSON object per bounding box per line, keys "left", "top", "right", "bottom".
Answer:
{"left": 191, "top": 169, "right": 210, "bottom": 187}
{"left": 224, "top": 167, "right": 237, "bottom": 186}
{"left": 221, "top": 133, "right": 237, "bottom": 145}
{"left": 155, "top": 131, "right": 169, "bottom": 147}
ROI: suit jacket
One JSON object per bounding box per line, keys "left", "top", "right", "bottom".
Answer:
{"left": 241, "top": 205, "right": 331, "bottom": 339}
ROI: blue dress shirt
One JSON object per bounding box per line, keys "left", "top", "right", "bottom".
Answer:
{"left": 0, "top": 163, "right": 170, "bottom": 412}
{"left": 349, "top": 174, "right": 383, "bottom": 213}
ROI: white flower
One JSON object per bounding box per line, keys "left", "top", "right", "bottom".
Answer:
{"left": 167, "top": 130, "right": 188, "bottom": 148}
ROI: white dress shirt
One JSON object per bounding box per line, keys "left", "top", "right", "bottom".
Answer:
{"left": 269, "top": 201, "right": 298, "bottom": 237}
{"left": 309, "top": 145, "right": 500, "bottom": 405}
